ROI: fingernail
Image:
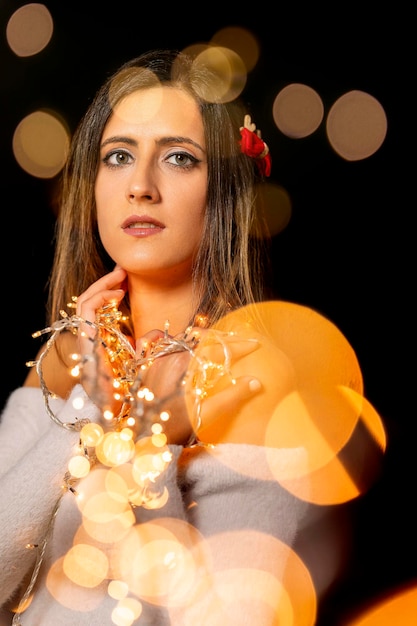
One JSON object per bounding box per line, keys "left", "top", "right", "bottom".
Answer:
{"left": 249, "top": 378, "right": 261, "bottom": 392}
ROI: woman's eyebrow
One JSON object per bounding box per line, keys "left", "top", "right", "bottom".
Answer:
{"left": 100, "top": 135, "right": 137, "bottom": 149}
{"left": 100, "top": 135, "right": 205, "bottom": 154}
{"left": 157, "top": 136, "right": 206, "bottom": 153}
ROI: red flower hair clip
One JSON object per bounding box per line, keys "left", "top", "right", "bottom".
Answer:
{"left": 239, "top": 114, "right": 272, "bottom": 177}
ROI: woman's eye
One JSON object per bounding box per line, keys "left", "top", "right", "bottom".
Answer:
{"left": 166, "top": 152, "right": 198, "bottom": 168}
{"left": 103, "top": 150, "right": 133, "bottom": 167}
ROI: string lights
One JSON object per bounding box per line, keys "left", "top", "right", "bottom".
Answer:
{"left": 13, "top": 300, "right": 236, "bottom": 624}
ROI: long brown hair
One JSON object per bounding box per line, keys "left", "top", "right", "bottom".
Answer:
{"left": 47, "top": 49, "right": 272, "bottom": 330}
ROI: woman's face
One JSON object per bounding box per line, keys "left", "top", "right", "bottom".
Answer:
{"left": 95, "top": 85, "right": 207, "bottom": 283}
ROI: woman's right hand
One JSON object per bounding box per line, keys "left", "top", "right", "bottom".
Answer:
{"left": 75, "top": 265, "right": 127, "bottom": 342}
{"left": 25, "top": 266, "right": 128, "bottom": 404}
{"left": 74, "top": 265, "right": 128, "bottom": 413}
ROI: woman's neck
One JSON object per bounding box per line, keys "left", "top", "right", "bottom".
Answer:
{"left": 127, "top": 274, "right": 197, "bottom": 338}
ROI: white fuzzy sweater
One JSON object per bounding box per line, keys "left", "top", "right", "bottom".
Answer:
{"left": 0, "top": 385, "right": 320, "bottom": 625}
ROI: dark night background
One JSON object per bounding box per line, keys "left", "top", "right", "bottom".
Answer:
{"left": 0, "top": 1, "right": 414, "bottom": 624}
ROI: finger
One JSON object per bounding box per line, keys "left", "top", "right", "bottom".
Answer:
{"left": 187, "top": 375, "right": 261, "bottom": 427}
{"left": 135, "top": 329, "right": 166, "bottom": 358}
{"left": 189, "top": 335, "right": 260, "bottom": 380}
{"left": 77, "top": 288, "right": 126, "bottom": 318}
{"left": 76, "top": 289, "right": 126, "bottom": 341}
{"left": 75, "top": 267, "right": 127, "bottom": 335}
{"left": 75, "top": 267, "right": 127, "bottom": 309}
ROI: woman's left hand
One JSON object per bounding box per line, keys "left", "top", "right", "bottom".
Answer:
{"left": 132, "top": 327, "right": 263, "bottom": 445}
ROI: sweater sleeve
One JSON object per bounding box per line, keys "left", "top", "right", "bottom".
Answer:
{"left": 0, "top": 385, "right": 190, "bottom": 624}
{"left": 0, "top": 385, "right": 101, "bottom": 607}
{"left": 169, "top": 443, "right": 316, "bottom": 626}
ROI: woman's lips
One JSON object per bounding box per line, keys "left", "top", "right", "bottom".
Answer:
{"left": 122, "top": 215, "right": 165, "bottom": 236}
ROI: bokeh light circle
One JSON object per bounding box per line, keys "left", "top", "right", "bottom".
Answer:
{"left": 192, "top": 46, "right": 247, "bottom": 103}
{"left": 326, "top": 90, "right": 387, "bottom": 161}
{"left": 273, "top": 84, "right": 324, "bottom": 138}
{"left": 190, "top": 301, "right": 385, "bottom": 504}
{"left": 254, "top": 181, "right": 292, "bottom": 237}
{"left": 210, "top": 26, "right": 260, "bottom": 72}
{"left": 6, "top": 3, "right": 53, "bottom": 57}
{"left": 63, "top": 543, "right": 109, "bottom": 587}
{"left": 13, "top": 110, "right": 70, "bottom": 178}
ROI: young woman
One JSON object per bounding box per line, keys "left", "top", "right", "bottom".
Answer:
{"left": 0, "top": 49, "right": 383, "bottom": 625}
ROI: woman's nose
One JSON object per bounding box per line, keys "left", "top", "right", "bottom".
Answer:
{"left": 127, "top": 161, "right": 160, "bottom": 202}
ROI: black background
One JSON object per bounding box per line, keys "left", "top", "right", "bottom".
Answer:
{"left": 0, "top": 2, "right": 414, "bottom": 624}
